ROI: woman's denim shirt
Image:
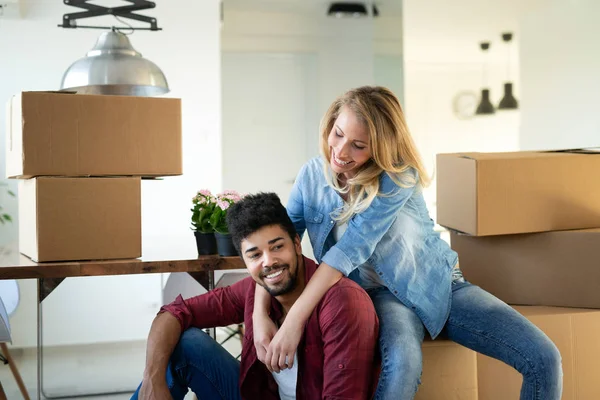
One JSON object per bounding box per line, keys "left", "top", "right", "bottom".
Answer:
{"left": 286, "top": 157, "right": 459, "bottom": 339}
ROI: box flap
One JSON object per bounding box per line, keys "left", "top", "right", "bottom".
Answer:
{"left": 545, "top": 147, "right": 600, "bottom": 154}
{"left": 440, "top": 148, "right": 600, "bottom": 162}
{"left": 436, "top": 154, "right": 477, "bottom": 235}
{"left": 438, "top": 151, "right": 543, "bottom": 161}
{"left": 18, "top": 179, "right": 39, "bottom": 261}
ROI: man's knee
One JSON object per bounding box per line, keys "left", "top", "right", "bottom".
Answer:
{"left": 173, "top": 328, "right": 214, "bottom": 360}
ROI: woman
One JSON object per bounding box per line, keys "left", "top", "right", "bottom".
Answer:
{"left": 253, "top": 86, "right": 562, "bottom": 400}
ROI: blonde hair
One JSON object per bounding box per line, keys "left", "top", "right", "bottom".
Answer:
{"left": 320, "top": 86, "right": 430, "bottom": 223}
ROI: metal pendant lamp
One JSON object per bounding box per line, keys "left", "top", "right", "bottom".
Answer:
{"left": 475, "top": 41, "right": 495, "bottom": 115}
{"left": 498, "top": 32, "right": 518, "bottom": 110}
{"left": 58, "top": 0, "right": 168, "bottom": 97}
{"left": 476, "top": 89, "right": 495, "bottom": 115}
{"left": 60, "top": 29, "right": 169, "bottom": 96}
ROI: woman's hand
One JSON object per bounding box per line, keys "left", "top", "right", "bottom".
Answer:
{"left": 253, "top": 312, "right": 278, "bottom": 365}
{"left": 265, "top": 317, "right": 303, "bottom": 373}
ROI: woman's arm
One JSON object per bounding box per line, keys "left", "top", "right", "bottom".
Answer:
{"left": 253, "top": 284, "right": 278, "bottom": 366}
{"left": 253, "top": 162, "right": 309, "bottom": 368}
{"left": 265, "top": 172, "right": 417, "bottom": 372}
{"left": 322, "top": 172, "right": 417, "bottom": 276}
{"left": 265, "top": 262, "right": 342, "bottom": 372}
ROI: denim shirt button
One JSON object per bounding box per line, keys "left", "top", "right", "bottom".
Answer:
{"left": 393, "top": 290, "right": 398, "bottom": 295}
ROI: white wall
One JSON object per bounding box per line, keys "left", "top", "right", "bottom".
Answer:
{"left": 0, "top": 0, "right": 222, "bottom": 347}
{"left": 221, "top": 4, "right": 387, "bottom": 115}
{"left": 519, "top": 0, "right": 600, "bottom": 150}
{"left": 220, "top": 3, "right": 404, "bottom": 170}
{"left": 402, "top": 0, "right": 544, "bottom": 214}
{"left": 220, "top": 3, "right": 402, "bottom": 258}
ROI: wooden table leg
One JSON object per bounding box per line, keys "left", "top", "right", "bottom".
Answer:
{"left": 0, "top": 380, "right": 7, "bottom": 400}
{"left": 0, "top": 343, "right": 30, "bottom": 400}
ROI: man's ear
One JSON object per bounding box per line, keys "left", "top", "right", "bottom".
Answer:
{"left": 294, "top": 234, "right": 302, "bottom": 255}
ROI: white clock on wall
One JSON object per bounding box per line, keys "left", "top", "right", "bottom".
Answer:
{"left": 452, "top": 91, "right": 479, "bottom": 120}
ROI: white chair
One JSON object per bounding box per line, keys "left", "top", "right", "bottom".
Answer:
{"left": 0, "top": 279, "right": 30, "bottom": 400}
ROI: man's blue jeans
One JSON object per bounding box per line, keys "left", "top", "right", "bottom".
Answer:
{"left": 131, "top": 328, "right": 241, "bottom": 400}
{"left": 370, "top": 281, "right": 563, "bottom": 400}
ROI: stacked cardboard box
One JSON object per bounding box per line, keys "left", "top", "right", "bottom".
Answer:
{"left": 436, "top": 149, "right": 600, "bottom": 399}
{"left": 416, "top": 339, "right": 478, "bottom": 400}
{"left": 6, "top": 91, "right": 182, "bottom": 262}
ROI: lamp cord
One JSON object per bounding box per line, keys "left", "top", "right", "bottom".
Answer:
{"left": 114, "top": 15, "right": 134, "bottom": 35}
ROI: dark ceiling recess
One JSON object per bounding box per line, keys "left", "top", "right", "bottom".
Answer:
{"left": 328, "top": 2, "right": 379, "bottom": 17}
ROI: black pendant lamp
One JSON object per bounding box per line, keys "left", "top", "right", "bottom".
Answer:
{"left": 498, "top": 32, "right": 518, "bottom": 110}
{"left": 476, "top": 42, "right": 495, "bottom": 115}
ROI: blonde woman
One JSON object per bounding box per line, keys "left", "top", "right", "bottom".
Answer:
{"left": 253, "top": 86, "right": 562, "bottom": 400}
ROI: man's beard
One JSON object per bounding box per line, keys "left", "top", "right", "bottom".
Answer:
{"left": 259, "top": 263, "right": 298, "bottom": 297}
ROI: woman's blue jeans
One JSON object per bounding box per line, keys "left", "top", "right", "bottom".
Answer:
{"left": 370, "top": 281, "right": 563, "bottom": 400}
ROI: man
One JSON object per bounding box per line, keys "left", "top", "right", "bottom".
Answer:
{"left": 132, "top": 192, "right": 379, "bottom": 400}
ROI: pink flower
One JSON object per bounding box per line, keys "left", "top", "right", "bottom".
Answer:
{"left": 218, "top": 190, "right": 243, "bottom": 203}
{"left": 198, "top": 189, "right": 212, "bottom": 197}
{"left": 217, "top": 199, "right": 230, "bottom": 210}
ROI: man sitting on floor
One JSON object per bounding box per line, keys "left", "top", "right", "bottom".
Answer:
{"left": 132, "top": 192, "right": 379, "bottom": 400}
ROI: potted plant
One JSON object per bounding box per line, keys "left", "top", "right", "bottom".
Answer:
{"left": 191, "top": 189, "right": 218, "bottom": 255}
{"left": 210, "top": 190, "right": 244, "bottom": 256}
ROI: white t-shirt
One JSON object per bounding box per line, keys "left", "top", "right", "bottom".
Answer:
{"left": 271, "top": 353, "right": 298, "bottom": 400}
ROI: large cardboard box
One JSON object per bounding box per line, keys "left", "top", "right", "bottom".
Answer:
{"left": 416, "top": 339, "right": 478, "bottom": 400}
{"left": 436, "top": 150, "right": 600, "bottom": 236}
{"left": 451, "top": 229, "right": 600, "bottom": 309}
{"left": 19, "top": 177, "right": 141, "bottom": 262}
{"left": 477, "top": 306, "right": 600, "bottom": 400}
{"left": 6, "top": 91, "right": 182, "bottom": 178}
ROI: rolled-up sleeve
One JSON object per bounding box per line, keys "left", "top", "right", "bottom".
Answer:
{"left": 286, "top": 163, "right": 308, "bottom": 239}
{"left": 159, "top": 280, "right": 248, "bottom": 331}
{"left": 319, "top": 282, "right": 379, "bottom": 399}
{"left": 321, "top": 170, "right": 417, "bottom": 276}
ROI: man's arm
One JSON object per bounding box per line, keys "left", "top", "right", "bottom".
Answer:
{"left": 140, "top": 312, "right": 182, "bottom": 396}
{"left": 319, "top": 282, "right": 379, "bottom": 400}
{"left": 138, "top": 280, "right": 250, "bottom": 397}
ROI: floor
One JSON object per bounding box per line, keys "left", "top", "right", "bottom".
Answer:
{"left": 0, "top": 327, "right": 243, "bottom": 399}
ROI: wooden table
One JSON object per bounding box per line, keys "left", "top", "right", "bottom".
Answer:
{"left": 0, "top": 243, "right": 246, "bottom": 399}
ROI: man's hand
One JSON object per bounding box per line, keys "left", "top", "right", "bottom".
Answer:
{"left": 265, "top": 318, "right": 302, "bottom": 373}
{"left": 138, "top": 378, "right": 173, "bottom": 400}
{"left": 253, "top": 312, "right": 278, "bottom": 367}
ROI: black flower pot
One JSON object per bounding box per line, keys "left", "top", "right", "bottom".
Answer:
{"left": 194, "top": 232, "right": 217, "bottom": 255}
{"left": 215, "top": 232, "right": 238, "bottom": 256}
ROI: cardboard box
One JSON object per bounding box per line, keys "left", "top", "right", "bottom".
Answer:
{"left": 416, "top": 339, "right": 478, "bottom": 400}
{"left": 436, "top": 150, "right": 600, "bottom": 236}
{"left": 451, "top": 229, "right": 600, "bottom": 309}
{"left": 6, "top": 91, "right": 182, "bottom": 178}
{"left": 477, "top": 306, "right": 600, "bottom": 400}
{"left": 19, "top": 177, "right": 141, "bottom": 262}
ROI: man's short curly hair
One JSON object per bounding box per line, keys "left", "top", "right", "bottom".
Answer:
{"left": 226, "top": 192, "right": 298, "bottom": 255}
